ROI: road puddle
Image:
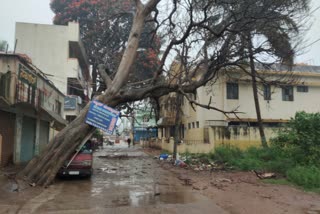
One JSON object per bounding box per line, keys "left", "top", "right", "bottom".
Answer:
{"left": 98, "top": 167, "right": 117, "bottom": 174}
{"left": 127, "top": 191, "right": 198, "bottom": 207}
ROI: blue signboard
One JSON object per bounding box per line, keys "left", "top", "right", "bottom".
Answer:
{"left": 85, "top": 101, "right": 120, "bottom": 134}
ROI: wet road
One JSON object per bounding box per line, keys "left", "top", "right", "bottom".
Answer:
{"left": 0, "top": 142, "right": 227, "bottom": 213}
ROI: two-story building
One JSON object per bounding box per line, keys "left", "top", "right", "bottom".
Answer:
{"left": 0, "top": 53, "right": 66, "bottom": 165}
{"left": 15, "top": 22, "right": 91, "bottom": 122}
{"left": 158, "top": 61, "right": 320, "bottom": 153}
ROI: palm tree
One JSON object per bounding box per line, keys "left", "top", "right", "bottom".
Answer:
{"left": 198, "top": 0, "right": 309, "bottom": 148}
{"left": 237, "top": 0, "right": 308, "bottom": 148}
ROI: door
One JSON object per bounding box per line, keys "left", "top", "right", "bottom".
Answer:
{"left": 20, "top": 116, "right": 36, "bottom": 163}
{"left": 0, "top": 110, "right": 15, "bottom": 166}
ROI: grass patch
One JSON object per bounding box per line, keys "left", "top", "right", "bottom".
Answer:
{"left": 263, "top": 178, "right": 294, "bottom": 186}
{"left": 286, "top": 166, "right": 320, "bottom": 189}
{"left": 196, "top": 144, "right": 320, "bottom": 193}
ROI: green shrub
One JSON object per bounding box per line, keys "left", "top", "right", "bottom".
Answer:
{"left": 286, "top": 166, "right": 320, "bottom": 189}
{"left": 271, "top": 111, "right": 320, "bottom": 166}
{"left": 212, "top": 145, "right": 243, "bottom": 163}
{"left": 232, "top": 158, "right": 263, "bottom": 170}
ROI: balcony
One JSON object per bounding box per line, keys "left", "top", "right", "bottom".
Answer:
{"left": 69, "top": 40, "right": 90, "bottom": 82}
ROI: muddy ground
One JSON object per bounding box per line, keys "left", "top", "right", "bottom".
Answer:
{"left": 148, "top": 151, "right": 320, "bottom": 214}
{"left": 0, "top": 143, "right": 319, "bottom": 214}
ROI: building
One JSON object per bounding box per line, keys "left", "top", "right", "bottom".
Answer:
{"left": 157, "top": 62, "right": 320, "bottom": 153}
{"left": 133, "top": 103, "right": 158, "bottom": 143}
{"left": 0, "top": 53, "right": 66, "bottom": 165}
{"left": 15, "top": 22, "right": 91, "bottom": 122}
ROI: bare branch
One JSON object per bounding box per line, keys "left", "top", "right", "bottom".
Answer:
{"left": 178, "top": 89, "right": 243, "bottom": 117}
{"left": 97, "top": 64, "right": 112, "bottom": 87}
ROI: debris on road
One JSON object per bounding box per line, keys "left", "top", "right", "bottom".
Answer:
{"left": 98, "top": 154, "right": 129, "bottom": 159}
{"left": 253, "top": 170, "right": 276, "bottom": 179}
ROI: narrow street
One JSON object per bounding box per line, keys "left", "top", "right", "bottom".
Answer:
{"left": 0, "top": 142, "right": 226, "bottom": 214}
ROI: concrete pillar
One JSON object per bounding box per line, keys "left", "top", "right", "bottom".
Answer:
{"left": 14, "top": 114, "right": 23, "bottom": 164}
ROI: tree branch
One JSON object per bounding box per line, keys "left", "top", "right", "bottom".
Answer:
{"left": 178, "top": 88, "right": 244, "bottom": 118}
{"left": 97, "top": 64, "right": 112, "bottom": 87}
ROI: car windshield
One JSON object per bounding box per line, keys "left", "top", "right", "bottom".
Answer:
{"left": 79, "top": 141, "right": 92, "bottom": 154}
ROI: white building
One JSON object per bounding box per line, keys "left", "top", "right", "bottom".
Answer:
{"left": 15, "top": 22, "right": 91, "bottom": 121}
{"left": 158, "top": 62, "right": 320, "bottom": 153}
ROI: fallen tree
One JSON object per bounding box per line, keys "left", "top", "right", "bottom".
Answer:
{"left": 17, "top": 0, "right": 309, "bottom": 187}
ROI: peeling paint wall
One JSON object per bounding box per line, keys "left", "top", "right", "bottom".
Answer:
{"left": 157, "top": 126, "right": 277, "bottom": 154}
{"left": 210, "top": 126, "right": 276, "bottom": 150}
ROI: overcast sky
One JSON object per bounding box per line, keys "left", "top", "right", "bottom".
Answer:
{"left": 0, "top": 0, "right": 319, "bottom": 65}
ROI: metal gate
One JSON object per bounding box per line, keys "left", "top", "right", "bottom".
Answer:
{"left": 20, "top": 116, "right": 36, "bottom": 163}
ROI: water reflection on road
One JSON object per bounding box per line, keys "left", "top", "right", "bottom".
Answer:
{"left": 0, "top": 141, "right": 227, "bottom": 213}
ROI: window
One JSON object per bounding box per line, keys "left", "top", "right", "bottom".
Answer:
{"left": 263, "top": 85, "right": 271, "bottom": 100}
{"left": 180, "top": 124, "right": 185, "bottom": 139}
{"left": 188, "top": 123, "right": 191, "bottom": 129}
{"left": 297, "top": 86, "right": 308, "bottom": 93}
{"left": 192, "top": 122, "right": 195, "bottom": 128}
{"left": 227, "top": 83, "right": 239, "bottom": 99}
{"left": 196, "top": 121, "right": 199, "bottom": 128}
{"left": 55, "top": 100, "right": 62, "bottom": 115}
{"left": 282, "top": 86, "right": 294, "bottom": 101}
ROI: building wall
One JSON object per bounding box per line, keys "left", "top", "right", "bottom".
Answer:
{"left": 223, "top": 74, "right": 320, "bottom": 121}
{"left": 197, "top": 78, "right": 227, "bottom": 125}
{"left": 15, "top": 22, "right": 82, "bottom": 95}
{"left": 158, "top": 126, "right": 277, "bottom": 154}
{"left": 0, "top": 110, "right": 15, "bottom": 166}
{"left": 37, "top": 73, "right": 65, "bottom": 116}
{"left": 0, "top": 57, "right": 18, "bottom": 105}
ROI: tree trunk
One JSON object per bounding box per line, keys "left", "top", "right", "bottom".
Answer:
{"left": 173, "top": 94, "right": 182, "bottom": 159}
{"left": 247, "top": 37, "right": 268, "bottom": 148}
{"left": 17, "top": 2, "right": 150, "bottom": 187}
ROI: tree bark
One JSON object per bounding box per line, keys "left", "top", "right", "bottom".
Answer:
{"left": 247, "top": 36, "right": 268, "bottom": 148}
{"left": 173, "top": 94, "right": 182, "bottom": 159}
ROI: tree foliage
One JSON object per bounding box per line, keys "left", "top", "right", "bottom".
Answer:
{"left": 271, "top": 111, "right": 320, "bottom": 166}
{"left": 50, "top": 0, "right": 161, "bottom": 92}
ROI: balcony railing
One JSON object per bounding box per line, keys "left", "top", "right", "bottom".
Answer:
{"left": 16, "top": 81, "right": 38, "bottom": 108}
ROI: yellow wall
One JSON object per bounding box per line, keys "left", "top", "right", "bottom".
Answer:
{"left": 184, "top": 127, "right": 203, "bottom": 141}
{"left": 210, "top": 126, "right": 276, "bottom": 150}
{"left": 157, "top": 126, "right": 277, "bottom": 154}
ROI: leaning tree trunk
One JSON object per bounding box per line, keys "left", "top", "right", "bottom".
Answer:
{"left": 17, "top": 1, "right": 154, "bottom": 187}
{"left": 247, "top": 36, "right": 268, "bottom": 148}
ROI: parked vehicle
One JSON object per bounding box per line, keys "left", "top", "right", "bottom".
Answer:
{"left": 58, "top": 140, "right": 93, "bottom": 177}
